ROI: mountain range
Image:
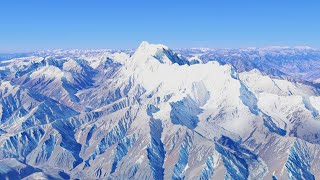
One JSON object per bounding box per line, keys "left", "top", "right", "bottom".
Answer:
{"left": 1, "top": 42, "right": 320, "bottom": 179}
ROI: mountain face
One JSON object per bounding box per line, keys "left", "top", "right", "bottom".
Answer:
{"left": 1, "top": 42, "right": 320, "bottom": 179}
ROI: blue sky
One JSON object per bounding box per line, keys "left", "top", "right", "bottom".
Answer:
{"left": 1, "top": 0, "right": 320, "bottom": 52}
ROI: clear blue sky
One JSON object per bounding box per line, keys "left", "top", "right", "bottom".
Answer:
{"left": 1, "top": 0, "right": 320, "bottom": 52}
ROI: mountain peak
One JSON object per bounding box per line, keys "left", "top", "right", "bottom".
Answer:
{"left": 138, "top": 41, "right": 151, "bottom": 48}
{"left": 133, "top": 41, "right": 189, "bottom": 66}
{"left": 136, "top": 41, "right": 169, "bottom": 53}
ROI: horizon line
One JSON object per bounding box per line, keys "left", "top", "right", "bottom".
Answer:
{"left": 0, "top": 43, "right": 318, "bottom": 54}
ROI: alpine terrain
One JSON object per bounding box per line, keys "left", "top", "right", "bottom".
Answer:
{"left": 1, "top": 42, "right": 320, "bottom": 180}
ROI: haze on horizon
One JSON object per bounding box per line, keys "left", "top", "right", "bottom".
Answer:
{"left": 1, "top": 0, "right": 320, "bottom": 52}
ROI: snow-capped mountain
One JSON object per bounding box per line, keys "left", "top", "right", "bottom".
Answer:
{"left": 1, "top": 42, "right": 320, "bottom": 179}
{"left": 176, "top": 46, "right": 320, "bottom": 84}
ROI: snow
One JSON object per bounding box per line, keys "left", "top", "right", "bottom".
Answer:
{"left": 30, "top": 65, "right": 66, "bottom": 80}
{"left": 310, "top": 96, "right": 320, "bottom": 114}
